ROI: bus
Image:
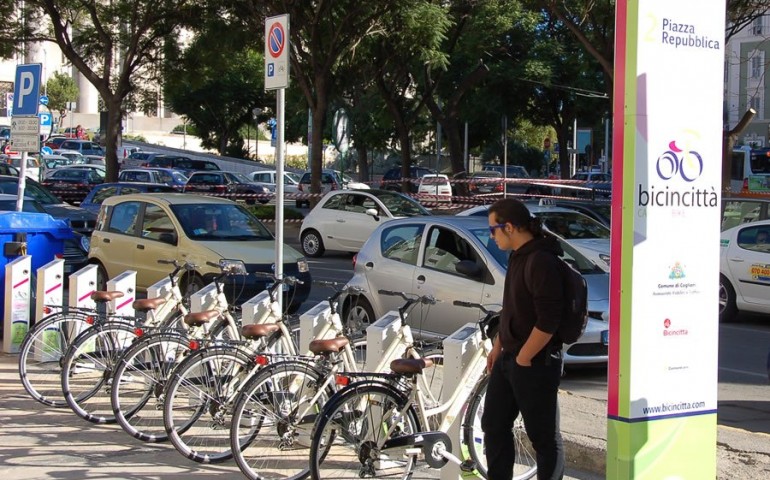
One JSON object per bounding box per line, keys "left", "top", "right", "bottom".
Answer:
{"left": 731, "top": 146, "right": 770, "bottom": 193}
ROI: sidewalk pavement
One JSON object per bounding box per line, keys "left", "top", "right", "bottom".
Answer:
{"left": 0, "top": 350, "right": 765, "bottom": 479}
{"left": 0, "top": 353, "right": 603, "bottom": 480}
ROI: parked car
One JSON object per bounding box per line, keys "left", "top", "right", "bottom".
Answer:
{"left": 380, "top": 166, "right": 436, "bottom": 193}
{"left": 0, "top": 162, "right": 20, "bottom": 176}
{"left": 249, "top": 170, "right": 301, "bottom": 193}
{"left": 462, "top": 171, "right": 505, "bottom": 196}
{"left": 42, "top": 167, "right": 105, "bottom": 204}
{"left": 296, "top": 170, "right": 345, "bottom": 208}
{"left": 145, "top": 155, "right": 220, "bottom": 175}
{"left": 481, "top": 164, "right": 550, "bottom": 196}
{"left": 569, "top": 171, "right": 612, "bottom": 198}
{"left": 82, "top": 155, "right": 106, "bottom": 166}
{"left": 721, "top": 196, "right": 770, "bottom": 231}
{"left": 457, "top": 199, "right": 611, "bottom": 272}
{"left": 553, "top": 200, "right": 612, "bottom": 228}
{"left": 44, "top": 135, "right": 69, "bottom": 150}
{"left": 417, "top": 173, "right": 452, "bottom": 202}
{"left": 183, "top": 171, "right": 271, "bottom": 204}
{"left": 80, "top": 182, "right": 177, "bottom": 214}
{"left": 122, "top": 151, "right": 161, "bottom": 169}
{"left": 731, "top": 146, "right": 770, "bottom": 193}
{"left": 52, "top": 149, "right": 85, "bottom": 164}
{"left": 59, "top": 139, "right": 105, "bottom": 156}
{"left": 118, "top": 168, "right": 189, "bottom": 189}
{"left": 299, "top": 189, "right": 430, "bottom": 257}
{"left": 341, "top": 216, "right": 609, "bottom": 365}
{"left": 0, "top": 194, "right": 89, "bottom": 274}
{"left": 720, "top": 219, "right": 770, "bottom": 322}
{"left": 88, "top": 193, "right": 311, "bottom": 310}
{"left": 2, "top": 155, "right": 42, "bottom": 181}
{"left": 0, "top": 175, "right": 97, "bottom": 235}
{"left": 341, "top": 173, "right": 370, "bottom": 190}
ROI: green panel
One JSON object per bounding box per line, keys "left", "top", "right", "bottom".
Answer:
{"left": 607, "top": 414, "right": 717, "bottom": 479}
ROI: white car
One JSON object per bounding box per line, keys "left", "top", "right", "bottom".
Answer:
{"left": 249, "top": 170, "right": 301, "bottom": 194}
{"left": 417, "top": 173, "right": 452, "bottom": 202}
{"left": 457, "top": 199, "right": 611, "bottom": 272}
{"left": 299, "top": 189, "right": 430, "bottom": 257}
{"left": 719, "top": 219, "right": 770, "bottom": 322}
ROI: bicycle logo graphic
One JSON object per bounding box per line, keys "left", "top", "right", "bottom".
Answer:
{"left": 656, "top": 140, "right": 703, "bottom": 182}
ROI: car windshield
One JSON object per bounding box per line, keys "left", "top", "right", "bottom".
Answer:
{"left": 171, "top": 203, "right": 272, "bottom": 240}
{"left": 231, "top": 172, "right": 253, "bottom": 183}
{"left": 172, "top": 172, "right": 188, "bottom": 182}
{"left": 286, "top": 172, "right": 300, "bottom": 183}
{"left": 370, "top": 191, "right": 430, "bottom": 217}
{"left": 0, "top": 179, "right": 62, "bottom": 205}
{"left": 535, "top": 211, "right": 610, "bottom": 240}
{"left": 0, "top": 199, "right": 46, "bottom": 213}
{"left": 469, "top": 227, "right": 604, "bottom": 275}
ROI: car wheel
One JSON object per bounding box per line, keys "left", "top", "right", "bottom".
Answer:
{"left": 343, "top": 295, "right": 375, "bottom": 338}
{"left": 300, "top": 229, "right": 325, "bottom": 257}
{"left": 718, "top": 275, "right": 738, "bottom": 323}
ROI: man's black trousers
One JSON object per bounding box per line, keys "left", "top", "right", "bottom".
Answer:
{"left": 481, "top": 350, "right": 565, "bottom": 480}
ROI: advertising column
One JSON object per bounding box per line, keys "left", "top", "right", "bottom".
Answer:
{"left": 608, "top": 1, "right": 724, "bottom": 478}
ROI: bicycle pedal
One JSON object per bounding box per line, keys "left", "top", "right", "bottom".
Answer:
{"left": 460, "top": 459, "right": 476, "bottom": 473}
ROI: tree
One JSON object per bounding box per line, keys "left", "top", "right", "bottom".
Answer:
{"left": 242, "top": 1, "right": 397, "bottom": 197}
{"left": 7, "top": 0, "right": 200, "bottom": 181}
{"left": 164, "top": 20, "right": 269, "bottom": 156}
{"left": 45, "top": 71, "right": 79, "bottom": 130}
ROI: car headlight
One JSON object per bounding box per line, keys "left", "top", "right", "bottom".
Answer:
{"left": 79, "top": 235, "right": 91, "bottom": 252}
{"left": 297, "top": 259, "right": 309, "bottom": 273}
{"left": 599, "top": 253, "right": 610, "bottom": 266}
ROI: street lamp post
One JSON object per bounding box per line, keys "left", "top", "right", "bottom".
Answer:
{"left": 252, "top": 108, "right": 262, "bottom": 161}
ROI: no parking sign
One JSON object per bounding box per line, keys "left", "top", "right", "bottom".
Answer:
{"left": 264, "top": 15, "right": 289, "bottom": 91}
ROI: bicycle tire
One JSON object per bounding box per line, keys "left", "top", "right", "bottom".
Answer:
{"left": 18, "top": 311, "right": 93, "bottom": 407}
{"left": 111, "top": 331, "right": 191, "bottom": 442}
{"left": 309, "top": 381, "right": 423, "bottom": 480}
{"left": 60, "top": 321, "right": 138, "bottom": 424}
{"left": 163, "top": 344, "right": 255, "bottom": 463}
{"left": 230, "top": 359, "right": 333, "bottom": 480}
{"left": 462, "top": 375, "right": 537, "bottom": 480}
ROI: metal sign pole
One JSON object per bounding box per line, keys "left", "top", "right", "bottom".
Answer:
{"left": 275, "top": 88, "right": 285, "bottom": 315}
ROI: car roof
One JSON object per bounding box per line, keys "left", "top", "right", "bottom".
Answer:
{"left": 458, "top": 202, "right": 576, "bottom": 216}
{"left": 101, "top": 192, "right": 235, "bottom": 206}
{"left": 91, "top": 182, "right": 176, "bottom": 190}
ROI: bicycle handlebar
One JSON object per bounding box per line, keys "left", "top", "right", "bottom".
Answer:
{"left": 378, "top": 290, "right": 437, "bottom": 305}
{"left": 453, "top": 300, "right": 499, "bottom": 316}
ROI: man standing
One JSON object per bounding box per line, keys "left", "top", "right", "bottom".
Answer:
{"left": 484, "top": 198, "right": 565, "bottom": 480}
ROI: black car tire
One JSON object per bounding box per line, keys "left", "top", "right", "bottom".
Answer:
{"left": 300, "top": 229, "right": 325, "bottom": 257}
{"left": 343, "top": 295, "right": 375, "bottom": 337}
{"left": 719, "top": 275, "right": 738, "bottom": 323}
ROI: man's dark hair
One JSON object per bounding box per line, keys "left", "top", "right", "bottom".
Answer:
{"left": 488, "top": 199, "right": 544, "bottom": 236}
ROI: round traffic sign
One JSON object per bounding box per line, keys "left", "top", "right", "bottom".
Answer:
{"left": 268, "top": 22, "right": 285, "bottom": 58}
{"left": 41, "top": 146, "right": 53, "bottom": 155}
{"left": 39, "top": 95, "right": 49, "bottom": 106}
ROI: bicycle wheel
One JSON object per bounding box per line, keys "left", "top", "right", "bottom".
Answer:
{"left": 163, "top": 345, "right": 254, "bottom": 463}
{"left": 309, "top": 382, "right": 423, "bottom": 480}
{"left": 18, "top": 311, "right": 92, "bottom": 407}
{"left": 231, "top": 360, "right": 333, "bottom": 480}
{"left": 111, "top": 331, "right": 191, "bottom": 442}
{"left": 462, "top": 375, "right": 537, "bottom": 480}
{"left": 61, "top": 322, "right": 138, "bottom": 424}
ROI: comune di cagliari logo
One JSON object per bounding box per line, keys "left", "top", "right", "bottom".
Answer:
{"left": 638, "top": 140, "right": 718, "bottom": 208}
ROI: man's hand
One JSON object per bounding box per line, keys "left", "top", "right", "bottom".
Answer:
{"left": 487, "top": 338, "right": 502, "bottom": 373}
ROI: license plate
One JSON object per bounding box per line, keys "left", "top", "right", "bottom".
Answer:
{"left": 601, "top": 330, "right": 609, "bottom": 346}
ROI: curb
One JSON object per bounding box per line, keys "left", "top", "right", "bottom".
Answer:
{"left": 563, "top": 433, "right": 606, "bottom": 475}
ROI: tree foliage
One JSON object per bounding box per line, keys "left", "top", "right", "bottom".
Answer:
{"left": 7, "top": 0, "right": 200, "bottom": 180}
{"left": 45, "top": 71, "right": 79, "bottom": 112}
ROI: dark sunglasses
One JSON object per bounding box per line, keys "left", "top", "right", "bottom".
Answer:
{"left": 489, "top": 223, "right": 507, "bottom": 235}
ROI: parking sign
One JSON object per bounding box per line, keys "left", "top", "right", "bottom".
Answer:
{"left": 264, "top": 15, "right": 289, "bottom": 90}
{"left": 12, "top": 64, "right": 42, "bottom": 116}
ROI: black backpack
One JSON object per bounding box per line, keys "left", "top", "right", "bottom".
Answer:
{"left": 524, "top": 253, "right": 589, "bottom": 345}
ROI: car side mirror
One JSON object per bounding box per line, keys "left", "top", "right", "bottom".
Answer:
{"left": 158, "top": 232, "right": 178, "bottom": 246}
{"left": 456, "top": 260, "right": 483, "bottom": 280}
{"left": 365, "top": 208, "right": 380, "bottom": 220}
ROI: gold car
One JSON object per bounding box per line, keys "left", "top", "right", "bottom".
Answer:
{"left": 88, "top": 193, "right": 311, "bottom": 311}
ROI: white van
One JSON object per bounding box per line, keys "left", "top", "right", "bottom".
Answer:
{"left": 418, "top": 173, "right": 452, "bottom": 202}
{"left": 731, "top": 146, "right": 770, "bottom": 193}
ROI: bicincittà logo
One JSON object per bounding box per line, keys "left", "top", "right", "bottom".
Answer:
{"left": 638, "top": 140, "right": 718, "bottom": 208}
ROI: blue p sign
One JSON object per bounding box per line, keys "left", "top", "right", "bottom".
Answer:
{"left": 13, "top": 64, "right": 42, "bottom": 116}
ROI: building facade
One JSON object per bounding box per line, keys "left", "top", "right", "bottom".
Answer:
{"left": 725, "top": 14, "right": 770, "bottom": 147}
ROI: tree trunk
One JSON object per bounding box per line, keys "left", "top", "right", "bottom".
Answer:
{"left": 397, "top": 124, "right": 412, "bottom": 193}
{"left": 104, "top": 99, "right": 123, "bottom": 182}
{"left": 310, "top": 92, "right": 329, "bottom": 199}
{"left": 219, "top": 135, "right": 228, "bottom": 156}
{"left": 722, "top": 108, "right": 756, "bottom": 193}
{"left": 443, "top": 117, "right": 464, "bottom": 175}
{"left": 355, "top": 144, "right": 369, "bottom": 184}
{"left": 556, "top": 124, "right": 571, "bottom": 180}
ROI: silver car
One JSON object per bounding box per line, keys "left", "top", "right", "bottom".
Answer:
{"left": 342, "top": 216, "right": 609, "bottom": 365}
